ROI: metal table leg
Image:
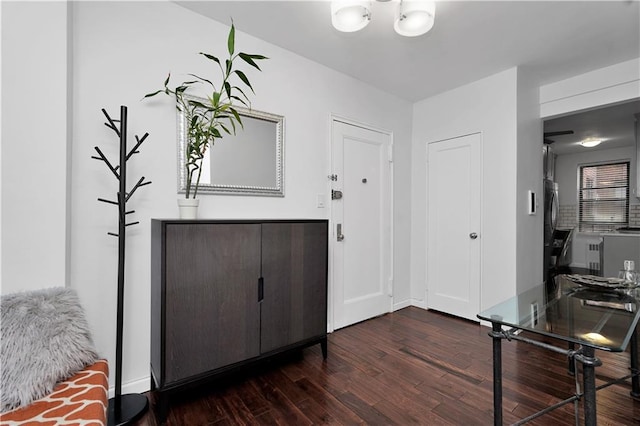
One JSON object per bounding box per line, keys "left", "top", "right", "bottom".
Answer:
{"left": 576, "top": 346, "right": 601, "bottom": 426}
{"left": 631, "top": 325, "right": 640, "bottom": 399}
{"left": 490, "top": 322, "right": 503, "bottom": 426}
{"left": 568, "top": 342, "right": 576, "bottom": 375}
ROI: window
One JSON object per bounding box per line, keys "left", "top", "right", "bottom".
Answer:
{"left": 579, "top": 161, "right": 630, "bottom": 232}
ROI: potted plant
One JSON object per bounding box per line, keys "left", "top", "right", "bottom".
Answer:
{"left": 145, "top": 22, "right": 267, "bottom": 218}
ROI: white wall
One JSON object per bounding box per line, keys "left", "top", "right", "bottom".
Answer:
{"left": 1, "top": 1, "right": 71, "bottom": 293}
{"left": 516, "top": 67, "right": 543, "bottom": 292}
{"left": 540, "top": 58, "right": 640, "bottom": 119}
{"left": 411, "top": 68, "right": 519, "bottom": 312}
{"left": 69, "top": 1, "right": 412, "bottom": 393}
{"left": 1, "top": 2, "right": 3, "bottom": 289}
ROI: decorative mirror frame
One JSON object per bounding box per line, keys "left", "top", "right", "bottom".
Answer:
{"left": 177, "top": 94, "right": 285, "bottom": 197}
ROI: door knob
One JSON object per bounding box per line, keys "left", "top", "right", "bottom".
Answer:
{"left": 337, "top": 223, "right": 345, "bottom": 242}
{"left": 470, "top": 232, "right": 478, "bottom": 239}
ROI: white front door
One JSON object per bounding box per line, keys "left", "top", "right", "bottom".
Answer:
{"left": 427, "top": 133, "right": 482, "bottom": 321}
{"left": 331, "top": 120, "right": 392, "bottom": 330}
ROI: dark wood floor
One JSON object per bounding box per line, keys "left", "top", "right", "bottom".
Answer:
{"left": 135, "top": 307, "right": 640, "bottom": 425}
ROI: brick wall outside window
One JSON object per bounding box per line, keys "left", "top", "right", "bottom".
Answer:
{"left": 558, "top": 204, "right": 640, "bottom": 229}
{"left": 558, "top": 205, "right": 577, "bottom": 229}
{"left": 629, "top": 205, "right": 640, "bottom": 227}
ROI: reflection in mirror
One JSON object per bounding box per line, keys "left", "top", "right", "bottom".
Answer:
{"left": 178, "top": 96, "right": 284, "bottom": 196}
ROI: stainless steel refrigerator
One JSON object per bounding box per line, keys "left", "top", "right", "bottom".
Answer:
{"left": 543, "top": 145, "right": 559, "bottom": 283}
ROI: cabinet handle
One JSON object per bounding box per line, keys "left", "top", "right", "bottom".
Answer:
{"left": 258, "top": 277, "right": 264, "bottom": 302}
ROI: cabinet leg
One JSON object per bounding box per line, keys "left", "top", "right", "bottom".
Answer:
{"left": 153, "top": 391, "right": 169, "bottom": 426}
{"left": 321, "top": 337, "right": 328, "bottom": 359}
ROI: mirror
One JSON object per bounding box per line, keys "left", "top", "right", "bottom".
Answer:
{"left": 177, "top": 95, "right": 285, "bottom": 196}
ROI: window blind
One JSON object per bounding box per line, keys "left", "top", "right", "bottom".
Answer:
{"left": 578, "top": 161, "right": 629, "bottom": 232}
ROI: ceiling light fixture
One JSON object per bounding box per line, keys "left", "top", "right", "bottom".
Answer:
{"left": 331, "top": 1, "right": 436, "bottom": 37}
{"left": 331, "top": 1, "right": 372, "bottom": 33}
{"left": 580, "top": 138, "right": 603, "bottom": 148}
{"left": 394, "top": 1, "right": 436, "bottom": 37}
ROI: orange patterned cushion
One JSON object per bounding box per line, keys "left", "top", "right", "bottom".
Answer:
{"left": 0, "top": 359, "right": 108, "bottom": 426}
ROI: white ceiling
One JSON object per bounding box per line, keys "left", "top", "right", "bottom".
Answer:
{"left": 176, "top": 0, "right": 640, "bottom": 102}
{"left": 544, "top": 100, "right": 640, "bottom": 155}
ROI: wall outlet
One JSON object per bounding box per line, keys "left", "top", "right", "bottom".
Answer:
{"left": 316, "top": 194, "right": 325, "bottom": 208}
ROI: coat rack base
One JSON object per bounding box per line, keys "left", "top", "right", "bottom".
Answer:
{"left": 107, "top": 393, "right": 149, "bottom": 426}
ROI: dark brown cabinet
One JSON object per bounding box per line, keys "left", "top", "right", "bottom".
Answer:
{"left": 150, "top": 219, "right": 327, "bottom": 421}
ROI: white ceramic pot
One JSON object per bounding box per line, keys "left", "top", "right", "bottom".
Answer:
{"left": 177, "top": 198, "right": 199, "bottom": 219}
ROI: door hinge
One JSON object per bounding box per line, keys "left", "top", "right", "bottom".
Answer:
{"left": 331, "top": 189, "right": 343, "bottom": 200}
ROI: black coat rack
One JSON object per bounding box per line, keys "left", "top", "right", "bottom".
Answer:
{"left": 93, "top": 105, "right": 150, "bottom": 426}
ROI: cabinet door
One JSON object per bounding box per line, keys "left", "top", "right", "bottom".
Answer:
{"left": 164, "top": 223, "right": 261, "bottom": 384}
{"left": 260, "top": 222, "right": 328, "bottom": 353}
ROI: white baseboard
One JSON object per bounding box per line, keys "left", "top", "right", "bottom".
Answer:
{"left": 392, "top": 299, "right": 412, "bottom": 311}
{"left": 409, "top": 298, "right": 428, "bottom": 310}
{"left": 108, "top": 376, "right": 150, "bottom": 398}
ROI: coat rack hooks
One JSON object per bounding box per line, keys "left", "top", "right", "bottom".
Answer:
{"left": 93, "top": 105, "right": 151, "bottom": 426}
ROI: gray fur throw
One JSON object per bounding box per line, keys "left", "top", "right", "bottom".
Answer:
{"left": 0, "top": 287, "right": 99, "bottom": 412}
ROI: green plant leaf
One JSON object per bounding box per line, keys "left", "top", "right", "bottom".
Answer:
{"left": 228, "top": 24, "right": 235, "bottom": 55}
{"left": 163, "top": 73, "right": 171, "bottom": 87}
{"left": 187, "top": 73, "right": 214, "bottom": 87}
{"left": 188, "top": 100, "right": 208, "bottom": 109}
{"left": 199, "top": 52, "right": 220, "bottom": 65}
{"left": 143, "top": 89, "right": 163, "bottom": 98}
{"left": 234, "top": 70, "right": 254, "bottom": 93}
{"left": 219, "top": 122, "right": 231, "bottom": 135}
{"left": 224, "top": 81, "right": 232, "bottom": 99}
{"left": 230, "top": 107, "right": 244, "bottom": 129}
{"left": 238, "top": 53, "right": 261, "bottom": 71}
{"left": 228, "top": 115, "right": 237, "bottom": 134}
{"left": 225, "top": 59, "right": 232, "bottom": 75}
{"left": 246, "top": 53, "right": 268, "bottom": 60}
{"left": 212, "top": 92, "right": 221, "bottom": 107}
{"left": 233, "top": 86, "right": 250, "bottom": 103}
{"left": 230, "top": 95, "right": 248, "bottom": 107}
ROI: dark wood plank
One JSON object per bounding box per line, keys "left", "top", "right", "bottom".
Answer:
{"left": 136, "top": 307, "right": 640, "bottom": 425}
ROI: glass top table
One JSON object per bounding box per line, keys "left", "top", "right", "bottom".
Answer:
{"left": 477, "top": 275, "right": 640, "bottom": 425}
{"left": 478, "top": 277, "right": 640, "bottom": 352}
